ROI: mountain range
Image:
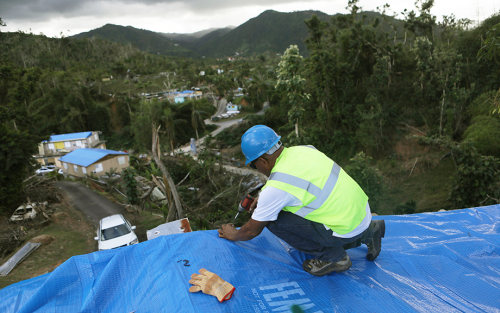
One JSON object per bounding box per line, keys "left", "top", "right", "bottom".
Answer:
{"left": 71, "top": 10, "right": 400, "bottom": 59}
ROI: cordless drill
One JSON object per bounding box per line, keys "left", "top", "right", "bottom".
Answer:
{"left": 233, "top": 194, "right": 255, "bottom": 223}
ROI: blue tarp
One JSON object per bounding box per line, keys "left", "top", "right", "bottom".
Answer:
{"left": 58, "top": 148, "right": 128, "bottom": 167}
{"left": 1, "top": 205, "right": 499, "bottom": 312}
{"left": 44, "top": 132, "right": 92, "bottom": 143}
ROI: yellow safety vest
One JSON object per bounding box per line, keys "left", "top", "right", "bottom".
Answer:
{"left": 263, "top": 146, "right": 368, "bottom": 235}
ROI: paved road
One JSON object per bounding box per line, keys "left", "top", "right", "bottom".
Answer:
{"left": 179, "top": 101, "right": 270, "bottom": 154}
{"left": 55, "top": 181, "right": 127, "bottom": 227}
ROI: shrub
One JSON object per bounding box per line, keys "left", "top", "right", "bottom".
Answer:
{"left": 394, "top": 200, "right": 417, "bottom": 215}
{"left": 468, "top": 90, "right": 499, "bottom": 119}
{"left": 449, "top": 140, "right": 500, "bottom": 209}
{"left": 463, "top": 115, "right": 500, "bottom": 157}
{"left": 344, "top": 152, "right": 384, "bottom": 213}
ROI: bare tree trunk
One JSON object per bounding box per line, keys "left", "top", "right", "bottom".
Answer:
{"left": 440, "top": 89, "right": 446, "bottom": 137}
{"left": 295, "top": 119, "right": 299, "bottom": 137}
{"left": 170, "top": 140, "right": 175, "bottom": 156}
{"left": 152, "top": 125, "right": 184, "bottom": 221}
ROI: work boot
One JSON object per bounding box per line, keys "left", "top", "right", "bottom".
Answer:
{"left": 366, "top": 220, "right": 385, "bottom": 261}
{"left": 302, "top": 254, "right": 352, "bottom": 276}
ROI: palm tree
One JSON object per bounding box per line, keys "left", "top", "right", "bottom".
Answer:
{"left": 163, "top": 107, "right": 186, "bottom": 154}
{"left": 191, "top": 102, "right": 209, "bottom": 140}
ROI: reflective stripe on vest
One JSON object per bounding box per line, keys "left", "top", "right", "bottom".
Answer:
{"left": 269, "top": 163, "right": 341, "bottom": 218}
{"left": 264, "top": 146, "right": 368, "bottom": 235}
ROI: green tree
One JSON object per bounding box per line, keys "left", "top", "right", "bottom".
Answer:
{"left": 0, "top": 64, "right": 42, "bottom": 213}
{"left": 131, "top": 99, "right": 167, "bottom": 151}
{"left": 163, "top": 107, "right": 187, "bottom": 154}
{"left": 478, "top": 22, "right": 500, "bottom": 114}
{"left": 275, "top": 45, "right": 310, "bottom": 138}
{"left": 122, "top": 167, "right": 139, "bottom": 205}
{"left": 419, "top": 136, "right": 500, "bottom": 209}
{"left": 190, "top": 101, "right": 209, "bottom": 140}
{"left": 402, "top": 0, "right": 437, "bottom": 42}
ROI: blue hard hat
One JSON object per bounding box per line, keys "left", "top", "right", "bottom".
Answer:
{"left": 241, "top": 125, "right": 281, "bottom": 165}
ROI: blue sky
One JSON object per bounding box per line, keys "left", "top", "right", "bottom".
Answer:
{"left": 1, "top": 0, "right": 498, "bottom": 37}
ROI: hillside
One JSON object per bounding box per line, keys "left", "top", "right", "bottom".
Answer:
{"left": 69, "top": 10, "right": 407, "bottom": 58}
{"left": 71, "top": 24, "right": 198, "bottom": 57}
{"left": 196, "top": 10, "right": 331, "bottom": 57}
{"left": 161, "top": 27, "right": 234, "bottom": 43}
{"left": 69, "top": 10, "right": 333, "bottom": 58}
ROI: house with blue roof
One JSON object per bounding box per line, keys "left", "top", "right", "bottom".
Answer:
{"left": 174, "top": 90, "right": 203, "bottom": 103}
{"left": 58, "top": 148, "right": 129, "bottom": 177}
{"left": 37, "top": 131, "right": 106, "bottom": 167}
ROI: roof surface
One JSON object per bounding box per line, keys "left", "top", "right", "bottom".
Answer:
{"left": 58, "top": 148, "right": 127, "bottom": 167}
{"left": 101, "top": 214, "right": 126, "bottom": 229}
{"left": 45, "top": 131, "right": 92, "bottom": 142}
{"left": 1, "top": 205, "right": 499, "bottom": 312}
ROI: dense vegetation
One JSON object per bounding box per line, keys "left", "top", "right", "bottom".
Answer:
{"left": 1, "top": 0, "right": 500, "bottom": 217}
{"left": 72, "top": 24, "right": 197, "bottom": 58}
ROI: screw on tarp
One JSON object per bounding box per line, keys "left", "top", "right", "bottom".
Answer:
{"left": 177, "top": 259, "right": 190, "bottom": 266}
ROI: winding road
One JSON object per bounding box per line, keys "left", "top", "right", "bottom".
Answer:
{"left": 178, "top": 100, "right": 269, "bottom": 153}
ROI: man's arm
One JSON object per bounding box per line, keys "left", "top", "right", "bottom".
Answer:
{"left": 218, "top": 219, "right": 269, "bottom": 241}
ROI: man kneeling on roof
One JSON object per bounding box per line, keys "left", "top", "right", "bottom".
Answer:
{"left": 218, "top": 125, "right": 386, "bottom": 276}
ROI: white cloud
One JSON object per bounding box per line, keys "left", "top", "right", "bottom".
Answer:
{"left": 1, "top": 0, "right": 499, "bottom": 38}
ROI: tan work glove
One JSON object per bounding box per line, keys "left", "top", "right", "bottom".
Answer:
{"left": 188, "top": 268, "right": 235, "bottom": 302}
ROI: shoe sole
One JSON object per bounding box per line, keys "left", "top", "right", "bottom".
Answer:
{"left": 303, "top": 259, "right": 353, "bottom": 276}
{"left": 380, "top": 220, "right": 386, "bottom": 238}
{"left": 367, "top": 220, "right": 385, "bottom": 261}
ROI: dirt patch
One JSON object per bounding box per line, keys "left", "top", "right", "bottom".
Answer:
{"left": 391, "top": 126, "right": 446, "bottom": 177}
{"left": 30, "top": 235, "right": 55, "bottom": 245}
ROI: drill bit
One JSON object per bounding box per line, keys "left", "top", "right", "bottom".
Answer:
{"left": 232, "top": 212, "right": 240, "bottom": 223}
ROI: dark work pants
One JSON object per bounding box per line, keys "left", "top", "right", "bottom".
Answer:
{"left": 266, "top": 211, "right": 372, "bottom": 263}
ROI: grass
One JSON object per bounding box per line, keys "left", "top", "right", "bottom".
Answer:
{"left": 134, "top": 210, "right": 165, "bottom": 231}
{"left": 378, "top": 156, "right": 456, "bottom": 215}
{"left": 0, "top": 203, "right": 95, "bottom": 289}
{"left": 0, "top": 201, "right": 166, "bottom": 290}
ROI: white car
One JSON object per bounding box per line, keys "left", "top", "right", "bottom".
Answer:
{"left": 95, "top": 214, "right": 139, "bottom": 251}
{"left": 36, "top": 167, "right": 55, "bottom": 175}
{"left": 10, "top": 204, "right": 38, "bottom": 222}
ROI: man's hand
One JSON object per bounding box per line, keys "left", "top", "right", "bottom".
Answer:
{"left": 218, "top": 219, "right": 269, "bottom": 241}
{"left": 218, "top": 223, "right": 238, "bottom": 240}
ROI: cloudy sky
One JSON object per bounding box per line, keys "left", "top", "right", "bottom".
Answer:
{"left": 1, "top": 0, "right": 499, "bottom": 37}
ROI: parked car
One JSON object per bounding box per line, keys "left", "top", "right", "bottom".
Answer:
{"left": 10, "top": 204, "right": 39, "bottom": 222}
{"left": 95, "top": 214, "right": 139, "bottom": 251}
{"left": 45, "top": 164, "right": 56, "bottom": 169}
{"left": 36, "top": 167, "right": 55, "bottom": 175}
{"left": 58, "top": 169, "right": 64, "bottom": 175}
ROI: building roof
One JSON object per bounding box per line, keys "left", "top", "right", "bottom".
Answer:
{"left": 45, "top": 131, "right": 93, "bottom": 142}
{"left": 59, "top": 148, "right": 127, "bottom": 167}
{"left": 1, "top": 205, "right": 499, "bottom": 312}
